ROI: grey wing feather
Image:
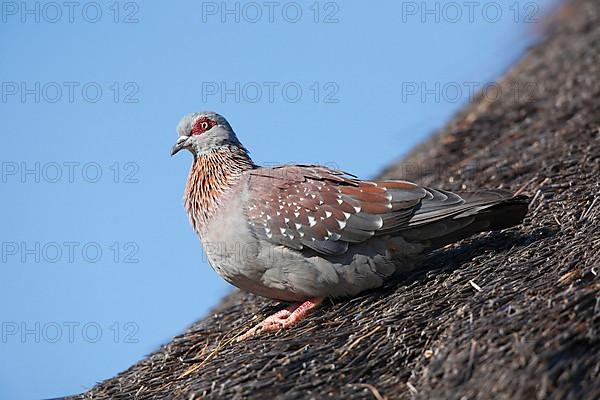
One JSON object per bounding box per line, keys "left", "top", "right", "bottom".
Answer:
{"left": 245, "top": 165, "right": 426, "bottom": 256}
{"left": 245, "top": 165, "right": 528, "bottom": 256}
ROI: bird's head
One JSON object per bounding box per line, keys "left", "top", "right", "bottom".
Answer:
{"left": 171, "top": 111, "right": 243, "bottom": 157}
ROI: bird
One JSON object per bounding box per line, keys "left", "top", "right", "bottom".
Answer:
{"left": 171, "top": 111, "right": 529, "bottom": 340}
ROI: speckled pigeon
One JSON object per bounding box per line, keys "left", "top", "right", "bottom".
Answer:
{"left": 171, "top": 111, "right": 529, "bottom": 340}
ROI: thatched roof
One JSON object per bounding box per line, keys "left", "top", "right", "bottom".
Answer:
{"left": 76, "top": 0, "right": 600, "bottom": 398}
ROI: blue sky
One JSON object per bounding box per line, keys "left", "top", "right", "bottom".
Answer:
{"left": 1, "top": 1, "right": 557, "bottom": 398}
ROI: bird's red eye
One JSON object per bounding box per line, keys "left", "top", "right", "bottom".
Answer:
{"left": 191, "top": 117, "right": 215, "bottom": 135}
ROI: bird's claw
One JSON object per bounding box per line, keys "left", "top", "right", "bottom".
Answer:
{"left": 236, "top": 298, "right": 324, "bottom": 341}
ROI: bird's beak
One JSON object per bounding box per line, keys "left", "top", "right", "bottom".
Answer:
{"left": 171, "top": 136, "right": 190, "bottom": 156}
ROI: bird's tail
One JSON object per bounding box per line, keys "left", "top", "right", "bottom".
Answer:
{"left": 400, "top": 189, "right": 529, "bottom": 250}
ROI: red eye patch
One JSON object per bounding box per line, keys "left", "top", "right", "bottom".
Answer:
{"left": 191, "top": 117, "right": 216, "bottom": 135}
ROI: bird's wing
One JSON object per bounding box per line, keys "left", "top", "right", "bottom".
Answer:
{"left": 245, "top": 164, "right": 443, "bottom": 256}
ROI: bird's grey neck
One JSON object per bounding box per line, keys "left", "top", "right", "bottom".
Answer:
{"left": 185, "top": 145, "right": 255, "bottom": 234}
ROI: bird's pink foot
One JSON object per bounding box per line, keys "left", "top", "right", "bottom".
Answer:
{"left": 237, "top": 297, "right": 324, "bottom": 341}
